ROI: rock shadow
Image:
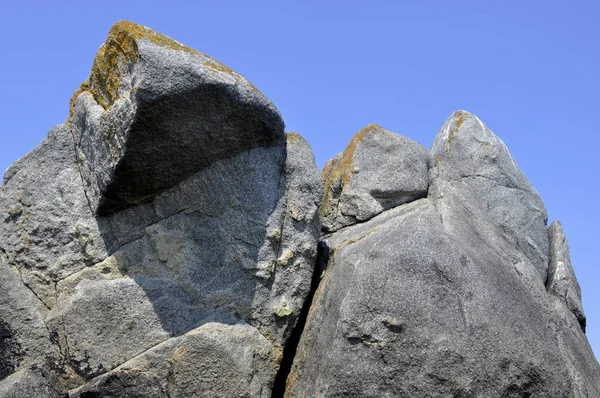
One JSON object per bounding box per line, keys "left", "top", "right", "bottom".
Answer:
{"left": 95, "top": 140, "right": 287, "bottom": 338}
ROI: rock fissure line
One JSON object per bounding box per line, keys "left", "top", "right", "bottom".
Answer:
{"left": 270, "top": 240, "right": 329, "bottom": 398}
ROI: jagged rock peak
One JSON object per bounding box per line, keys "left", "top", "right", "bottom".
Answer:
{"left": 430, "top": 110, "right": 549, "bottom": 280}
{"left": 320, "top": 124, "right": 430, "bottom": 232}
{"left": 70, "top": 20, "right": 285, "bottom": 215}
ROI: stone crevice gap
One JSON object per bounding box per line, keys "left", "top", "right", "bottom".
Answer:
{"left": 270, "top": 240, "right": 329, "bottom": 398}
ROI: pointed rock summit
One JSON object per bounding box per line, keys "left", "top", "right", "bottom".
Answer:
{"left": 430, "top": 110, "right": 549, "bottom": 279}
{"left": 1, "top": 21, "right": 599, "bottom": 397}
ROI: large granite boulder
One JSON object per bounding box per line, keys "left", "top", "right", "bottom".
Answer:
{"left": 0, "top": 21, "right": 321, "bottom": 396}
{"left": 70, "top": 21, "right": 284, "bottom": 215}
{"left": 286, "top": 111, "right": 600, "bottom": 397}
{"left": 320, "top": 124, "right": 429, "bottom": 232}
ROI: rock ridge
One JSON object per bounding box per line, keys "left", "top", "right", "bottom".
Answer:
{"left": 0, "top": 21, "right": 599, "bottom": 398}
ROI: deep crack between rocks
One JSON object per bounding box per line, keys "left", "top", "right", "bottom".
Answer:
{"left": 271, "top": 240, "right": 329, "bottom": 398}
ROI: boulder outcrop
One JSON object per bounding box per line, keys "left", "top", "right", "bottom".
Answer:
{"left": 0, "top": 21, "right": 321, "bottom": 396}
{"left": 1, "top": 22, "right": 599, "bottom": 398}
{"left": 320, "top": 124, "right": 430, "bottom": 232}
{"left": 286, "top": 111, "right": 600, "bottom": 397}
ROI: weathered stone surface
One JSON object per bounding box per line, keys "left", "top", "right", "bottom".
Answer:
{"left": 0, "top": 366, "right": 66, "bottom": 398}
{"left": 287, "top": 112, "right": 600, "bottom": 397}
{"left": 0, "top": 21, "right": 321, "bottom": 396}
{"left": 431, "top": 110, "right": 549, "bottom": 280}
{"left": 70, "top": 21, "right": 285, "bottom": 215}
{"left": 70, "top": 322, "right": 279, "bottom": 398}
{"left": 0, "top": 124, "right": 107, "bottom": 307}
{"left": 0, "top": 253, "right": 58, "bottom": 382}
{"left": 547, "top": 220, "right": 586, "bottom": 331}
{"left": 320, "top": 124, "right": 430, "bottom": 232}
{"left": 2, "top": 20, "right": 599, "bottom": 397}
{"left": 42, "top": 132, "right": 321, "bottom": 382}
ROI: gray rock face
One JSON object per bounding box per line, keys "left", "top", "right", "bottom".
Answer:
{"left": 431, "top": 110, "right": 549, "bottom": 280}
{"left": 0, "top": 366, "right": 66, "bottom": 398}
{"left": 287, "top": 111, "right": 600, "bottom": 397}
{"left": 0, "top": 124, "right": 107, "bottom": 308}
{"left": 70, "top": 322, "right": 280, "bottom": 398}
{"left": 547, "top": 220, "right": 586, "bottom": 331}
{"left": 1, "top": 21, "right": 599, "bottom": 397}
{"left": 0, "top": 21, "right": 321, "bottom": 397}
{"left": 70, "top": 21, "right": 285, "bottom": 215}
{"left": 320, "top": 124, "right": 430, "bottom": 232}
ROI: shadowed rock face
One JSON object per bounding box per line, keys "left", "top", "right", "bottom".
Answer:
{"left": 1, "top": 22, "right": 599, "bottom": 398}
{"left": 70, "top": 21, "right": 285, "bottom": 215}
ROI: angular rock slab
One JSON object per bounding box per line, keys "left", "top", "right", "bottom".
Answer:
{"left": 287, "top": 198, "right": 600, "bottom": 397}
{"left": 0, "top": 253, "right": 58, "bottom": 383}
{"left": 70, "top": 322, "right": 279, "bottom": 398}
{"left": 547, "top": 220, "right": 586, "bottom": 331}
{"left": 0, "top": 124, "right": 107, "bottom": 306}
{"left": 0, "top": 366, "right": 66, "bottom": 398}
{"left": 43, "top": 132, "right": 321, "bottom": 383}
{"left": 320, "top": 124, "right": 429, "bottom": 232}
{"left": 70, "top": 21, "right": 285, "bottom": 215}
{"left": 430, "top": 110, "right": 549, "bottom": 280}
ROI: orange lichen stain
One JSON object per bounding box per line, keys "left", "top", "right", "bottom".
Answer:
{"left": 321, "top": 157, "right": 337, "bottom": 183}
{"left": 320, "top": 124, "right": 384, "bottom": 216}
{"left": 69, "top": 81, "right": 90, "bottom": 118}
{"left": 71, "top": 20, "right": 242, "bottom": 114}
{"left": 448, "top": 111, "right": 466, "bottom": 146}
{"left": 286, "top": 132, "right": 307, "bottom": 146}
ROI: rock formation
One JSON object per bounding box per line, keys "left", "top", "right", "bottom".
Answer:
{"left": 1, "top": 21, "right": 599, "bottom": 397}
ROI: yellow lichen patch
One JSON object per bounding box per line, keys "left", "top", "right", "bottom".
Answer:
{"left": 88, "top": 22, "right": 140, "bottom": 109}
{"left": 273, "top": 297, "right": 293, "bottom": 318}
{"left": 69, "top": 81, "right": 90, "bottom": 119}
{"left": 278, "top": 248, "right": 295, "bottom": 266}
{"left": 320, "top": 124, "right": 384, "bottom": 216}
{"left": 448, "top": 111, "right": 466, "bottom": 147}
{"left": 321, "top": 158, "right": 336, "bottom": 182}
{"left": 272, "top": 344, "right": 284, "bottom": 364}
{"left": 286, "top": 132, "right": 307, "bottom": 146}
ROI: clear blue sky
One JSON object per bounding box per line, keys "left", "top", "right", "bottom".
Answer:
{"left": 1, "top": 1, "right": 598, "bottom": 358}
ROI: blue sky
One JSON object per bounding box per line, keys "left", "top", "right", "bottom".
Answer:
{"left": 1, "top": 1, "right": 598, "bottom": 358}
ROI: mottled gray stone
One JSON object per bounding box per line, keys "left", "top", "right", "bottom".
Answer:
{"left": 0, "top": 252, "right": 57, "bottom": 382}
{"left": 547, "top": 220, "right": 585, "bottom": 331}
{"left": 0, "top": 366, "right": 66, "bottom": 398}
{"left": 45, "top": 132, "right": 321, "bottom": 381}
{"left": 320, "top": 124, "right": 430, "bottom": 232}
{"left": 70, "top": 21, "right": 284, "bottom": 215}
{"left": 0, "top": 21, "right": 322, "bottom": 395}
{"left": 0, "top": 124, "right": 107, "bottom": 307}
{"left": 430, "top": 110, "right": 549, "bottom": 280}
{"left": 70, "top": 322, "right": 279, "bottom": 398}
{"left": 287, "top": 111, "right": 600, "bottom": 397}
{"left": 288, "top": 198, "right": 600, "bottom": 397}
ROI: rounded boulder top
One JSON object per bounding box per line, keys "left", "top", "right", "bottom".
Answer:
{"left": 69, "top": 20, "right": 286, "bottom": 215}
